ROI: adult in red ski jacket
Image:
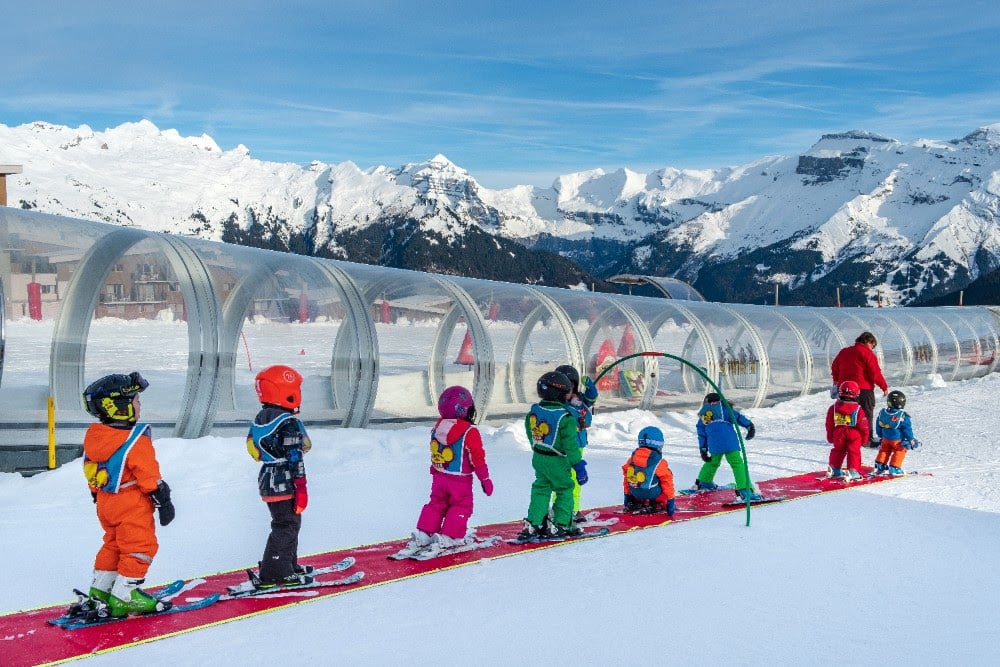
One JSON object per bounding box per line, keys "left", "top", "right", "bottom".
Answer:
{"left": 831, "top": 332, "right": 888, "bottom": 447}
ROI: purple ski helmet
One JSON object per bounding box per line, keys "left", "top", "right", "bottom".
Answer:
{"left": 437, "top": 385, "right": 476, "bottom": 420}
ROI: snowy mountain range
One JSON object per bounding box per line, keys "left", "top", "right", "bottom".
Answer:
{"left": 4, "top": 119, "right": 1000, "bottom": 305}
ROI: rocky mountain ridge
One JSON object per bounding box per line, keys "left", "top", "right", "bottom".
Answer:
{"left": 3, "top": 120, "right": 1000, "bottom": 305}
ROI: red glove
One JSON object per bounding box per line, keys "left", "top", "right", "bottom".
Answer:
{"left": 480, "top": 478, "right": 494, "bottom": 496}
{"left": 293, "top": 477, "right": 308, "bottom": 514}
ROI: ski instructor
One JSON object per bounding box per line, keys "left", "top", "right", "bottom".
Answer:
{"left": 831, "top": 331, "right": 888, "bottom": 448}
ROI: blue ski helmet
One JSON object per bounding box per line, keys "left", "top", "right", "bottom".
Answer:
{"left": 637, "top": 426, "right": 664, "bottom": 450}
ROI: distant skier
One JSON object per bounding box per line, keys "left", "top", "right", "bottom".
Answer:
{"left": 516, "top": 371, "right": 587, "bottom": 541}
{"left": 622, "top": 426, "right": 676, "bottom": 516}
{"left": 873, "top": 390, "right": 920, "bottom": 475}
{"left": 246, "top": 365, "right": 313, "bottom": 589}
{"left": 825, "top": 380, "right": 869, "bottom": 480}
{"left": 79, "top": 371, "right": 176, "bottom": 618}
{"left": 554, "top": 364, "right": 599, "bottom": 522}
{"left": 394, "top": 386, "right": 493, "bottom": 558}
{"left": 691, "top": 393, "right": 761, "bottom": 502}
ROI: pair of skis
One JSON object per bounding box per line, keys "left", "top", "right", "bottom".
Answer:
{"left": 678, "top": 482, "right": 737, "bottom": 496}
{"left": 720, "top": 495, "right": 788, "bottom": 507}
{"left": 388, "top": 535, "right": 504, "bottom": 561}
{"left": 49, "top": 556, "right": 364, "bottom": 628}
{"left": 387, "top": 511, "right": 620, "bottom": 560}
{"left": 223, "top": 556, "right": 363, "bottom": 598}
{"left": 507, "top": 525, "right": 612, "bottom": 545}
{"left": 47, "top": 579, "right": 217, "bottom": 629}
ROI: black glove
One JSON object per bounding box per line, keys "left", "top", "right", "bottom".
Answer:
{"left": 745, "top": 423, "right": 756, "bottom": 440}
{"left": 150, "top": 480, "right": 175, "bottom": 527}
{"left": 90, "top": 491, "right": 97, "bottom": 504}
{"left": 699, "top": 446, "right": 711, "bottom": 462}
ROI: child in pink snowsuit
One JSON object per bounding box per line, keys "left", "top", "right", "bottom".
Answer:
{"left": 411, "top": 386, "right": 493, "bottom": 551}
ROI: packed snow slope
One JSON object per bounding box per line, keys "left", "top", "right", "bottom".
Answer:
{"left": 2, "top": 371, "right": 999, "bottom": 665}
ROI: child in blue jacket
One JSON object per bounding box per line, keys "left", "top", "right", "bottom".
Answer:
{"left": 692, "top": 393, "right": 761, "bottom": 501}
{"left": 873, "top": 390, "right": 920, "bottom": 475}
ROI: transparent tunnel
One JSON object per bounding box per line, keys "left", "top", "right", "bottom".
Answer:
{"left": 1, "top": 207, "right": 998, "bottom": 472}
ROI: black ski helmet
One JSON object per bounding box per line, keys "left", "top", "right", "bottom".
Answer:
{"left": 704, "top": 392, "right": 722, "bottom": 403}
{"left": 887, "top": 390, "right": 906, "bottom": 409}
{"left": 537, "top": 371, "right": 572, "bottom": 401}
{"left": 83, "top": 371, "right": 148, "bottom": 424}
{"left": 554, "top": 364, "right": 580, "bottom": 391}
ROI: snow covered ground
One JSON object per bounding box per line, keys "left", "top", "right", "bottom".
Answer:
{"left": 3, "top": 352, "right": 1000, "bottom": 664}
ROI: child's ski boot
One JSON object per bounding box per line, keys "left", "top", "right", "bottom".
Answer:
{"left": 108, "top": 576, "right": 172, "bottom": 617}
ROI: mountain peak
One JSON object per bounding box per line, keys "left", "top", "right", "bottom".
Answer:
{"left": 954, "top": 124, "right": 1000, "bottom": 147}
{"left": 428, "top": 153, "right": 455, "bottom": 167}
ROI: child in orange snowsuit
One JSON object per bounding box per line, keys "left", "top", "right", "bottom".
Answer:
{"left": 81, "top": 372, "right": 175, "bottom": 618}
{"left": 622, "top": 426, "right": 676, "bottom": 516}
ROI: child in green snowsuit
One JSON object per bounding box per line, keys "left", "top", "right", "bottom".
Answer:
{"left": 518, "top": 371, "right": 587, "bottom": 540}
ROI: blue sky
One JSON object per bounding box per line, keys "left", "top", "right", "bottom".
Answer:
{"left": 3, "top": 0, "right": 1000, "bottom": 188}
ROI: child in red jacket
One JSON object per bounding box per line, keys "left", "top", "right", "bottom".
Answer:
{"left": 825, "top": 380, "right": 869, "bottom": 480}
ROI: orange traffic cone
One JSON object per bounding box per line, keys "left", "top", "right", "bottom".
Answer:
{"left": 455, "top": 331, "right": 475, "bottom": 366}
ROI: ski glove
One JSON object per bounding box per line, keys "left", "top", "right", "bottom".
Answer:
{"left": 583, "top": 377, "right": 599, "bottom": 402}
{"left": 699, "top": 446, "right": 711, "bottom": 462}
{"left": 904, "top": 439, "right": 921, "bottom": 450}
{"left": 829, "top": 384, "right": 839, "bottom": 399}
{"left": 745, "top": 423, "right": 756, "bottom": 440}
{"left": 149, "top": 480, "right": 175, "bottom": 527}
{"left": 293, "top": 477, "right": 308, "bottom": 514}
{"left": 572, "top": 460, "right": 588, "bottom": 485}
{"left": 666, "top": 498, "right": 676, "bottom": 517}
{"left": 480, "top": 478, "right": 494, "bottom": 496}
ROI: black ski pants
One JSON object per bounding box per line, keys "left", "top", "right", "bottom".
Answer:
{"left": 858, "top": 388, "right": 876, "bottom": 445}
{"left": 259, "top": 498, "right": 301, "bottom": 583}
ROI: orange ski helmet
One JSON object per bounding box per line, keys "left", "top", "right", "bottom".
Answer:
{"left": 255, "top": 365, "right": 303, "bottom": 412}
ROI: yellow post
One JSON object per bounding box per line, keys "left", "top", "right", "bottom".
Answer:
{"left": 47, "top": 396, "right": 56, "bottom": 469}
